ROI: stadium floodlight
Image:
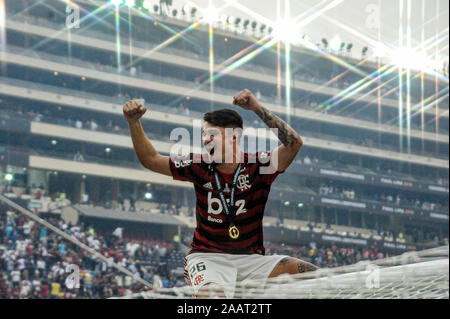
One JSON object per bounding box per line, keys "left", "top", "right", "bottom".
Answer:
{"left": 373, "top": 44, "right": 387, "bottom": 58}
{"left": 297, "top": 203, "right": 304, "bottom": 208}
{"left": 219, "top": 14, "right": 227, "bottom": 24}
{"left": 145, "top": 192, "right": 153, "bottom": 200}
{"left": 330, "top": 35, "right": 341, "bottom": 51}
{"left": 105, "top": 147, "right": 111, "bottom": 153}
{"left": 142, "top": 0, "right": 152, "bottom": 11}
{"left": 182, "top": 4, "right": 190, "bottom": 17}
{"left": 51, "top": 140, "right": 58, "bottom": 145}
{"left": 283, "top": 201, "right": 290, "bottom": 206}
{"left": 273, "top": 19, "right": 299, "bottom": 44}
{"left": 124, "top": 0, "right": 135, "bottom": 8}
{"left": 202, "top": 5, "right": 218, "bottom": 23}
{"left": 362, "top": 46, "right": 369, "bottom": 56}
{"left": 260, "top": 24, "right": 266, "bottom": 33}
{"left": 243, "top": 19, "right": 250, "bottom": 30}
{"left": 226, "top": 16, "right": 235, "bottom": 25}
{"left": 391, "top": 48, "right": 434, "bottom": 72}
{"left": 110, "top": 0, "right": 123, "bottom": 7}
{"left": 234, "top": 17, "right": 241, "bottom": 26}
{"left": 190, "top": 6, "right": 197, "bottom": 18}
{"left": 4, "top": 173, "right": 13, "bottom": 181}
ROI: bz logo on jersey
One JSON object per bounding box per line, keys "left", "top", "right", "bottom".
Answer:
{"left": 207, "top": 192, "right": 247, "bottom": 216}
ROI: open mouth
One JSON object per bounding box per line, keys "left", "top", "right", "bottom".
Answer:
{"left": 205, "top": 142, "right": 215, "bottom": 155}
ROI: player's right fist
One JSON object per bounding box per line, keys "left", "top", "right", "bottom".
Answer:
{"left": 123, "top": 100, "right": 147, "bottom": 123}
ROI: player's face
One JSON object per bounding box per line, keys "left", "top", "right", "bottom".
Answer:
{"left": 202, "top": 122, "right": 237, "bottom": 164}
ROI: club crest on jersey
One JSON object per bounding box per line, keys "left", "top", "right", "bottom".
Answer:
{"left": 237, "top": 174, "right": 251, "bottom": 191}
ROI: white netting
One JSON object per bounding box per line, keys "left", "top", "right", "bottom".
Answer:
{"left": 113, "top": 245, "right": 449, "bottom": 299}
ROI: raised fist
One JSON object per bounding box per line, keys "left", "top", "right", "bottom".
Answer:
{"left": 232, "top": 89, "right": 261, "bottom": 111}
{"left": 123, "top": 100, "right": 147, "bottom": 123}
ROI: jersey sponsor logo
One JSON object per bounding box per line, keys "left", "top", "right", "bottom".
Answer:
{"left": 207, "top": 216, "right": 223, "bottom": 224}
{"left": 207, "top": 192, "right": 247, "bottom": 216}
{"left": 175, "top": 159, "right": 192, "bottom": 168}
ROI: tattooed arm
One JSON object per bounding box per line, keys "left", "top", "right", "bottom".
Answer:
{"left": 233, "top": 89, "right": 303, "bottom": 172}
{"left": 268, "top": 257, "right": 319, "bottom": 278}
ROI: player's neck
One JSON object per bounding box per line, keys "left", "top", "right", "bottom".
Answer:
{"left": 216, "top": 150, "right": 242, "bottom": 174}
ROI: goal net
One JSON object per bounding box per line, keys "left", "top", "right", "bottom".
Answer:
{"left": 114, "top": 245, "right": 448, "bottom": 299}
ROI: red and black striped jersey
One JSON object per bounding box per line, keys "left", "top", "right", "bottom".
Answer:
{"left": 169, "top": 151, "right": 283, "bottom": 255}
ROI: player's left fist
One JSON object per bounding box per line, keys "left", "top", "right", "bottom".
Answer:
{"left": 232, "top": 89, "right": 262, "bottom": 111}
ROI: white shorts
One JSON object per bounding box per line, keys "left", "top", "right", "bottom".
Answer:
{"left": 184, "top": 253, "right": 288, "bottom": 298}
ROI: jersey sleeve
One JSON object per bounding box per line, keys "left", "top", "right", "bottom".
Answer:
{"left": 256, "top": 151, "right": 284, "bottom": 185}
{"left": 168, "top": 153, "right": 195, "bottom": 182}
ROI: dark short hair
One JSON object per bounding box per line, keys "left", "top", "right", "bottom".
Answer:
{"left": 203, "top": 108, "right": 243, "bottom": 129}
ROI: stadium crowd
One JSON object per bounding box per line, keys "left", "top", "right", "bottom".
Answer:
{"left": 0, "top": 205, "right": 185, "bottom": 299}
{"left": 265, "top": 241, "right": 388, "bottom": 268}
{"left": 2, "top": 100, "right": 448, "bottom": 190}
{"left": 318, "top": 183, "right": 448, "bottom": 212}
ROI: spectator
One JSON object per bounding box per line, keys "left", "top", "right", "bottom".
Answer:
{"left": 90, "top": 119, "right": 98, "bottom": 131}
{"left": 81, "top": 193, "right": 89, "bottom": 204}
{"left": 75, "top": 120, "right": 83, "bottom": 129}
{"left": 73, "top": 152, "right": 85, "bottom": 162}
{"left": 303, "top": 156, "right": 312, "bottom": 165}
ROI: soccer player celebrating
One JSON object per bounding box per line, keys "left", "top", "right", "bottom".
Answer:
{"left": 123, "top": 89, "right": 318, "bottom": 298}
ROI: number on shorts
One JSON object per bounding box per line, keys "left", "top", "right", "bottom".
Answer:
{"left": 189, "top": 262, "right": 206, "bottom": 278}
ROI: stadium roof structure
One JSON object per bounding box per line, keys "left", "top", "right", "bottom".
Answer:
{"left": 74, "top": 204, "right": 186, "bottom": 226}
